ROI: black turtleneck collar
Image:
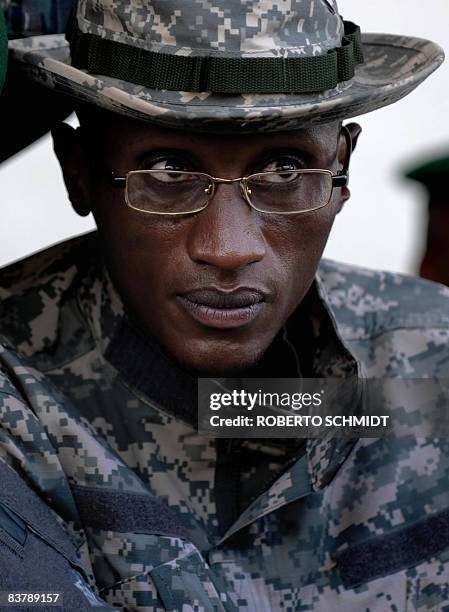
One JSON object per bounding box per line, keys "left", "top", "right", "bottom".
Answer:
{"left": 104, "top": 305, "right": 315, "bottom": 427}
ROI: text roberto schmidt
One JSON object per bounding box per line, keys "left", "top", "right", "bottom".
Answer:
{"left": 206, "top": 389, "right": 389, "bottom": 431}
{"left": 209, "top": 414, "right": 390, "bottom": 428}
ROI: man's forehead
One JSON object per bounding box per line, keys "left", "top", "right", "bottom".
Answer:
{"left": 79, "top": 105, "right": 340, "bottom": 151}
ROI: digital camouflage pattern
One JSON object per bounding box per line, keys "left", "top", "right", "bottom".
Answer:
{"left": 1, "top": 232, "right": 449, "bottom": 610}
{"left": 7, "top": 0, "right": 444, "bottom": 132}
{"left": 75, "top": 0, "right": 343, "bottom": 57}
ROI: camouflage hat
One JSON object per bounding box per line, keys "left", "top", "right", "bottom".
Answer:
{"left": 7, "top": 0, "right": 445, "bottom": 133}
{"left": 0, "top": 9, "right": 7, "bottom": 94}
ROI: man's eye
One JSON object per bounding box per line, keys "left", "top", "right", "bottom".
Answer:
{"left": 258, "top": 157, "right": 304, "bottom": 183}
{"left": 146, "top": 159, "right": 194, "bottom": 183}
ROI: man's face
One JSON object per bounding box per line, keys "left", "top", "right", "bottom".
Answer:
{"left": 57, "top": 114, "right": 352, "bottom": 374}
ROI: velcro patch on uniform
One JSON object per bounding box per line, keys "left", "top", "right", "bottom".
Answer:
{"left": 71, "top": 484, "right": 188, "bottom": 539}
{"left": 333, "top": 508, "right": 449, "bottom": 589}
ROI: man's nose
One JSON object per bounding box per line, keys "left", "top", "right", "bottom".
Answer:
{"left": 186, "top": 182, "right": 267, "bottom": 271}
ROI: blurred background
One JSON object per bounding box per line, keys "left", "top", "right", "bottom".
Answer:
{"left": 1, "top": 0, "right": 449, "bottom": 278}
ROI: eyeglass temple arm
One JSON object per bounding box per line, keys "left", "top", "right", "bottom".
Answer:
{"left": 332, "top": 124, "right": 353, "bottom": 188}
{"left": 110, "top": 173, "right": 126, "bottom": 188}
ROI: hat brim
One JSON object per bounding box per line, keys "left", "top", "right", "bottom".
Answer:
{"left": 9, "top": 33, "right": 444, "bottom": 133}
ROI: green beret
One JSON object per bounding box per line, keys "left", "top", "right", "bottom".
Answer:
{"left": 406, "top": 154, "right": 449, "bottom": 187}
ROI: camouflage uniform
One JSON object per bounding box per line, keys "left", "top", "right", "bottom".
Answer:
{"left": 1, "top": 231, "right": 449, "bottom": 611}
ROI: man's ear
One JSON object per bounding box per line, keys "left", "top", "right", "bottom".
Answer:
{"left": 336, "top": 122, "right": 362, "bottom": 213}
{"left": 51, "top": 122, "right": 92, "bottom": 217}
{"left": 344, "top": 122, "right": 362, "bottom": 153}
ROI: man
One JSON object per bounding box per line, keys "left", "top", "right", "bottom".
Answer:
{"left": 406, "top": 154, "right": 449, "bottom": 285}
{"left": 1, "top": 1, "right": 449, "bottom": 610}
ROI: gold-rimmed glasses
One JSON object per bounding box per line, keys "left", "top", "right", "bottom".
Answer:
{"left": 110, "top": 128, "right": 351, "bottom": 216}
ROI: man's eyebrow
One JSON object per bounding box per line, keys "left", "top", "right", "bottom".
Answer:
{"left": 255, "top": 126, "right": 338, "bottom": 153}
{"left": 247, "top": 147, "right": 310, "bottom": 170}
{"left": 255, "top": 143, "right": 315, "bottom": 156}
{"left": 254, "top": 137, "right": 338, "bottom": 163}
{"left": 137, "top": 147, "right": 201, "bottom": 165}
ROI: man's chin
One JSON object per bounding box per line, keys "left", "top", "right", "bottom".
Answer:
{"left": 175, "top": 347, "right": 265, "bottom": 378}
{"left": 186, "top": 363, "right": 258, "bottom": 377}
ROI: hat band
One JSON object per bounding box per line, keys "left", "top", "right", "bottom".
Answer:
{"left": 67, "top": 19, "right": 364, "bottom": 95}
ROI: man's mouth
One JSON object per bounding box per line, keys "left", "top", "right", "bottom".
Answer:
{"left": 177, "top": 288, "right": 267, "bottom": 329}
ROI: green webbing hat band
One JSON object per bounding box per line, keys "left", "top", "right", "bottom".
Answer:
{"left": 67, "top": 19, "right": 364, "bottom": 95}
{"left": 0, "top": 9, "right": 8, "bottom": 94}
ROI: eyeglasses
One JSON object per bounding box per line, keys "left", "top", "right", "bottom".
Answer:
{"left": 109, "top": 128, "right": 352, "bottom": 216}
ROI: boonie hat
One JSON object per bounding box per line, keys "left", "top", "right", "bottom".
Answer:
{"left": 8, "top": 0, "right": 445, "bottom": 133}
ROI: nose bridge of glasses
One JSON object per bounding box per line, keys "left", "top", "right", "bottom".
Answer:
{"left": 210, "top": 175, "right": 244, "bottom": 184}
{"left": 205, "top": 175, "right": 249, "bottom": 204}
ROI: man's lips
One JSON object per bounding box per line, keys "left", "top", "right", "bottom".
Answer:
{"left": 176, "top": 288, "right": 267, "bottom": 329}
